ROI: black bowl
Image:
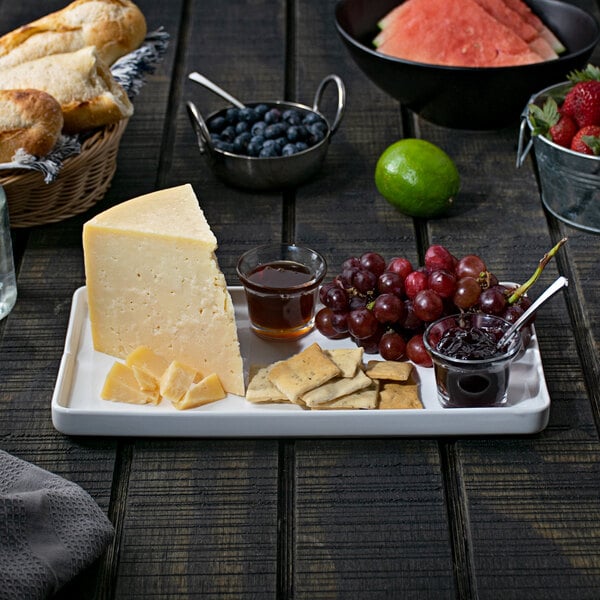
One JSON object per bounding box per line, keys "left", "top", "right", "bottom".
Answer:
{"left": 335, "top": 0, "right": 600, "bottom": 129}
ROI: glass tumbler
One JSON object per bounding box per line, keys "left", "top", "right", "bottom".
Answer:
{"left": 0, "top": 186, "right": 17, "bottom": 320}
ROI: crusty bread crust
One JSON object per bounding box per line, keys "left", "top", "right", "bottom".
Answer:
{"left": 0, "top": 46, "right": 133, "bottom": 134}
{"left": 0, "top": 89, "right": 64, "bottom": 161}
{"left": 0, "top": 0, "right": 147, "bottom": 69}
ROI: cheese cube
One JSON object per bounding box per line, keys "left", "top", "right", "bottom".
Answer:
{"left": 175, "top": 373, "right": 226, "bottom": 410}
{"left": 101, "top": 361, "right": 160, "bottom": 405}
{"left": 159, "top": 360, "right": 198, "bottom": 404}
{"left": 83, "top": 184, "right": 244, "bottom": 396}
{"left": 126, "top": 345, "right": 169, "bottom": 391}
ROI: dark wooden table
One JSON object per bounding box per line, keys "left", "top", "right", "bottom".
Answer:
{"left": 2, "top": 0, "right": 600, "bottom": 598}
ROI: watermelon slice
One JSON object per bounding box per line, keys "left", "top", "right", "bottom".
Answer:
{"left": 472, "top": 0, "right": 558, "bottom": 60}
{"left": 374, "top": 0, "right": 545, "bottom": 67}
{"left": 503, "top": 0, "right": 566, "bottom": 54}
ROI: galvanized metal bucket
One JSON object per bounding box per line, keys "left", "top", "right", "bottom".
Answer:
{"left": 517, "top": 81, "right": 600, "bottom": 234}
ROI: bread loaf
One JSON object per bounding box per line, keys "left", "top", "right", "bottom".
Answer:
{"left": 0, "top": 89, "right": 64, "bottom": 162}
{"left": 0, "top": 46, "right": 133, "bottom": 133}
{"left": 0, "top": 0, "right": 147, "bottom": 69}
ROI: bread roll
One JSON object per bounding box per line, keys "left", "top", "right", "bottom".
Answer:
{"left": 0, "top": 89, "right": 63, "bottom": 162}
{"left": 0, "top": 0, "right": 147, "bottom": 69}
{"left": 0, "top": 46, "right": 133, "bottom": 133}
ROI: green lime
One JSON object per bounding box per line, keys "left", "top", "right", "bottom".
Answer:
{"left": 375, "top": 139, "right": 460, "bottom": 218}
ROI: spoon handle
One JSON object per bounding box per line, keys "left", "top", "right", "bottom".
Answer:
{"left": 188, "top": 72, "right": 246, "bottom": 109}
{"left": 498, "top": 275, "right": 568, "bottom": 349}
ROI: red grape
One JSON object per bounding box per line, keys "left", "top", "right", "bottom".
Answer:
{"left": 378, "top": 271, "right": 404, "bottom": 297}
{"left": 341, "top": 256, "right": 361, "bottom": 270}
{"left": 404, "top": 270, "right": 428, "bottom": 299}
{"left": 478, "top": 287, "right": 507, "bottom": 315}
{"left": 324, "top": 286, "right": 349, "bottom": 312}
{"left": 413, "top": 289, "right": 444, "bottom": 322}
{"left": 360, "top": 252, "right": 386, "bottom": 277}
{"left": 406, "top": 334, "right": 433, "bottom": 367}
{"left": 315, "top": 307, "right": 347, "bottom": 339}
{"left": 331, "top": 311, "right": 349, "bottom": 334}
{"left": 424, "top": 244, "right": 454, "bottom": 272}
{"left": 455, "top": 254, "right": 486, "bottom": 279}
{"left": 347, "top": 307, "right": 379, "bottom": 339}
{"left": 428, "top": 269, "right": 457, "bottom": 299}
{"left": 352, "top": 269, "right": 377, "bottom": 295}
{"left": 379, "top": 331, "right": 406, "bottom": 361}
{"left": 373, "top": 293, "right": 405, "bottom": 323}
{"left": 453, "top": 276, "right": 481, "bottom": 309}
{"left": 386, "top": 257, "right": 413, "bottom": 280}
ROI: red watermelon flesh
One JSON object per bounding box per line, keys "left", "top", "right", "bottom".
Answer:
{"left": 375, "top": 0, "right": 545, "bottom": 67}
{"left": 503, "top": 0, "right": 566, "bottom": 53}
{"left": 472, "top": 0, "right": 558, "bottom": 59}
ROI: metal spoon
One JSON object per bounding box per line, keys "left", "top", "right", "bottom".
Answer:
{"left": 497, "top": 275, "right": 569, "bottom": 350}
{"left": 188, "top": 72, "right": 246, "bottom": 109}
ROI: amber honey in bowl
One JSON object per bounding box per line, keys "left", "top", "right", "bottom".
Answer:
{"left": 237, "top": 244, "right": 327, "bottom": 340}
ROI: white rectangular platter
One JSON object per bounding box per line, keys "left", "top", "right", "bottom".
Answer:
{"left": 51, "top": 286, "right": 550, "bottom": 437}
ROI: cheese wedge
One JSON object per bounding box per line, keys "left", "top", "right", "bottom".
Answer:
{"left": 83, "top": 184, "right": 245, "bottom": 396}
{"left": 175, "top": 373, "right": 226, "bottom": 410}
{"left": 126, "top": 345, "right": 169, "bottom": 391}
{"left": 159, "top": 360, "right": 199, "bottom": 404}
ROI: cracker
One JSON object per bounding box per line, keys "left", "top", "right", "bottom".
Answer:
{"left": 302, "top": 369, "right": 372, "bottom": 406}
{"left": 246, "top": 363, "right": 290, "bottom": 404}
{"left": 325, "top": 347, "right": 364, "bottom": 378}
{"left": 379, "top": 377, "right": 422, "bottom": 409}
{"left": 365, "top": 360, "right": 413, "bottom": 382}
{"left": 268, "top": 343, "right": 341, "bottom": 402}
{"left": 311, "top": 381, "right": 380, "bottom": 410}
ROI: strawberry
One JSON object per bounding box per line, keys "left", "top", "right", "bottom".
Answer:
{"left": 570, "top": 125, "right": 600, "bottom": 155}
{"left": 562, "top": 65, "right": 600, "bottom": 128}
{"left": 549, "top": 113, "right": 578, "bottom": 148}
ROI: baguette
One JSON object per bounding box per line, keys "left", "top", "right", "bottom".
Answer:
{"left": 0, "top": 0, "right": 147, "bottom": 69}
{"left": 0, "top": 89, "right": 63, "bottom": 162}
{"left": 0, "top": 46, "right": 133, "bottom": 133}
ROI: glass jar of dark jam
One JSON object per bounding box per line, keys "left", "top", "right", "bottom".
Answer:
{"left": 423, "top": 313, "right": 522, "bottom": 408}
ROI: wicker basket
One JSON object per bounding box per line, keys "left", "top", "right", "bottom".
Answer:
{"left": 0, "top": 118, "right": 129, "bottom": 228}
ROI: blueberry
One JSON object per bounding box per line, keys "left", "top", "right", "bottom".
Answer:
{"left": 214, "top": 140, "right": 234, "bottom": 153}
{"left": 238, "top": 107, "right": 259, "bottom": 123}
{"left": 295, "top": 141, "right": 308, "bottom": 152}
{"left": 247, "top": 141, "right": 262, "bottom": 157}
{"left": 264, "top": 123, "right": 287, "bottom": 139}
{"left": 207, "top": 116, "right": 227, "bottom": 133}
{"left": 264, "top": 108, "right": 282, "bottom": 124}
{"left": 254, "top": 104, "right": 269, "bottom": 116}
{"left": 233, "top": 132, "right": 252, "bottom": 153}
{"left": 220, "top": 125, "right": 236, "bottom": 142}
{"left": 225, "top": 108, "right": 239, "bottom": 124}
{"left": 262, "top": 139, "right": 278, "bottom": 151}
{"left": 282, "top": 109, "right": 302, "bottom": 125}
{"left": 286, "top": 125, "right": 300, "bottom": 143}
{"left": 250, "top": 134, "right": 265, "bottom": 146}
{"left": 251, "top": 121, "right": 266, "bottom": 136}
{"left": 259, "top": 145, "right": 279, "bottom": 157}
{"left": 235, "top": 121, "right": 249, "bottom": 134}
{"left": 274, "top": 136, "right": 288, "bottom": 150}
{"left": 282, "top": 143, "right": 297, "bottom": 156}
{"left": 302, "top": 111, "right": 322, "bottom": 125}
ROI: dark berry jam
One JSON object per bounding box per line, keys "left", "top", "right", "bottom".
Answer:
{"left": 436, "top": 325, "right": 504, "bottom": 360}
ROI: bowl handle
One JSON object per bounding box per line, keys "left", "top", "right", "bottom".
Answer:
{"left": 186, "top": 101, "right": 212, "bottom": 154}
{"left": 312, "top": 74, "right": 346, "bottom": 136}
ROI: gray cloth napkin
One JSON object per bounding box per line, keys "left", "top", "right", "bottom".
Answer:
{"left": 0, "top": 450, "right": 114, "bottom": 600}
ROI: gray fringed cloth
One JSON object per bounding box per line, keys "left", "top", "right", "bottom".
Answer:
{"left": 0, "top": 450, "right": 114, "bottom": 600}
{"left": 0, "top": 28, "right": 169, "bottom": 183}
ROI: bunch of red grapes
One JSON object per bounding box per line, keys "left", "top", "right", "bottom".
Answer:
{"left": 315, "top": 245, "right": 532, "bottom": 367}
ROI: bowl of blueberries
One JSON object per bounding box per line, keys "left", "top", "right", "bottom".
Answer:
{"left": 186, "top": 74, "right": 345, "bottom": 190}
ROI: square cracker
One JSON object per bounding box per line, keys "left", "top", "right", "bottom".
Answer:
{"left": 365, "top": 360, "right": 413, "bottom": 382}
{"left": 268, "top": 343, "right": 341, "bottom": 402}
{"left": 246, "top": 363, "right": 290, "bottom": 404}
{"left": 302, "top": 369, "right": 372, "bottom": 407}
{"left": 311, "top": 381, "right": 380, "bottom": 410}
{"left": 379, "top": 377, "right": 422, "bottom": 409}
{"left": 325, "top": 347, "right": 364, "bottom": 378}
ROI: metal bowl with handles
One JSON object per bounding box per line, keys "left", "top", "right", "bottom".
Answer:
{"left": 187, "top": 74, "right": 345, "bottom": 191}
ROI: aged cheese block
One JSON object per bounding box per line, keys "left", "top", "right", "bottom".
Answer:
{"left": 83, "top": 184, "right": 245, "bottom": 396}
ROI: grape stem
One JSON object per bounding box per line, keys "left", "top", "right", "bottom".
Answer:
{"left": 506, "top": 237, "right": 567, "bottom": 305}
